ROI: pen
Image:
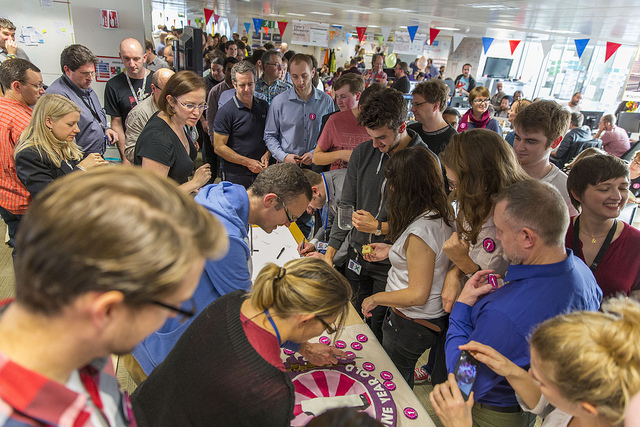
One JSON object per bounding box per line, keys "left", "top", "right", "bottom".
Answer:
{"left": 276, "top": 247, "right": 285, "bottom": 259}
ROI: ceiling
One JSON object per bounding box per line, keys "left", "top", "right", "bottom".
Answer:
{"left": 152, "top": 0, "right": 640, "bottom": 46}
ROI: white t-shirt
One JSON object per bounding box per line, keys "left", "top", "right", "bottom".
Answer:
{"left": 467, "top": 216, "right": 510, "bottom": 278}
{"left": 542, "top": 164, "right": 579, "bottom": 217}
{"left": 517, "top": 393, "right": 572, "bottom": 427}
{"left": 386, "top": 213, "right": 453, "bottom": 319}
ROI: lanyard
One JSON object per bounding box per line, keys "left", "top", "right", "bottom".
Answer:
{"left": 125, "top": 71, "right": 148, "bottom": 104}
{"left": 572, "top": 215, "right": 617, "bottom": 272}
{"left": 264, "top": 309, "right": 281, "bottom": 345}
{"left": 321, "top": 173, "right": 329, "bottom": 232}
{"left": 62, "top": 76, "right": 104, "bottom": 126}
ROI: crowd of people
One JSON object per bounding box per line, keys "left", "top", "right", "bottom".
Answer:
{"left": 0, "top": 15, "right": 639, "bottom": 427}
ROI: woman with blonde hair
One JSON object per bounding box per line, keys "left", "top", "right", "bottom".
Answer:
{"left": 132, "top": 257, "right": 353, "bottom": 427}
{"left": 457, "top": 86, "right": 502, "bottom": 134}
{"left": 505, "top": 98, "right": 533, "bottom": 146}
{"left": 431, "top": 297, "right": 640, "bottom": 427}
{"left": 15, "top": 93, "right": 107, "bottom": 199}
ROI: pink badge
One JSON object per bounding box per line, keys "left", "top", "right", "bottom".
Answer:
{"left": 459, "top": 122, "right": 467, "bottom": 129}
{"left": 488, "top": 273, "right": 498, "bottom": 290}
{"left": 319, "top": 336, "right": 331, "bottom": 345}
{"left": 380, "top": 371, "right": 393, "bottom": 380}
{"left": 309, "top": 113, "right": 316, "bottom": 120}
{"left": 483, "top": 237, "right": 496, "bottom": 253}
{"left": 634, "top": 183, "right": 640, "bottom": 189}
{"left": 283, "top": 348, "right": 295, "bottom": 355}
{"left": 345, "top": 351, "right": 356, "bottom": 358}
{"left": 383, "top": 380, "right": 396, "bottom": 391}
{"left": 362, "top": 362, "right": 376, "bottom": 371}
{"left": 351, "top": 342, "right": 363, "bottom": 350}
{"left": 356, "top": 334, "right": 368, "bottom": 343}
{"left": 335, "top": 340, "right": 347, "bottom": 349}
{"left": 404, "top": 407, "right": 418, "bottom": 419}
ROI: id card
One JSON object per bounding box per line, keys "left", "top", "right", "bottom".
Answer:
{"left": 348, "top": 258, "right": 362, "bottom": 275}
{"left": 317, "top": 241, "right": 328, "bottom": 254}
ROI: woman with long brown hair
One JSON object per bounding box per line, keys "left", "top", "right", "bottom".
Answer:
{"left": 360, "top": 146, "right": 454, "bottom": 387}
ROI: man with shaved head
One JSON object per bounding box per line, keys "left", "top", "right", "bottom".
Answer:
{"left": 124, "top": 67, "right": 174, "bottom": 163}
{"left": 104, "top": 38, "right": 154, "bottom": 164}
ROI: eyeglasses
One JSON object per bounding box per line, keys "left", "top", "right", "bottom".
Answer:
{"left": 77, "top": 71, "right": 96, "bottom": 78}
{"left": 316, "top": 316, "right": 339, "bottom": 334}
{"left": 149, "top": 297, "right": 196, "bottom": 323}
{"left": 472, "top": 99, "right": 490, "bottom": 104}
{"left": 21, "top": 81, "right": 44, "bottom": 90}
{"left": 278, "top": 196, "right": 295, "bottom": 223}
{"left": 178, "top": 100, "right": 208, "bottom": 111}
{"left": 265, "top": 62, "right": 283, "bottom": 68}
{"left": 413, "top": 100, "right": 429, "bottom": 107}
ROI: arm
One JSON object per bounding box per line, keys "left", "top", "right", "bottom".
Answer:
{"left": 430, "top": 373, "right": 474, "bottom": 427}
{"left": 443, "top": 232, "right": 479, "bottom": 275}
{"left": 326, "top": 151, "right": 359, "bottom": 260}
{"left": 264, "top": 102, "right": 288, "bottom": 162}
{"left": 313, "top": 146, "right": 352, "bottom": 165}
{"left": 141, "top": 157, "right": 209, "bottom": 194}
{"left": 213, "top": 132, "right": 265, "bottom": 174}
{"left": 124, "top": 110, "right": 147, "bottom": 163}
{"left": 110, "top": 116, "right": 130, "bottom": 166}
{"left": 352, "top": 210, "right": 389, "bottom": 234}
{"left": 362, "top": 235, "right": 436, "bottom": 317}
{"left": 15, "top": 149, "right": 57, "bottom": 199}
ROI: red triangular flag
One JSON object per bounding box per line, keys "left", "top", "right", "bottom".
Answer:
{"left": 356, "top": 27, "right": 367, "bottom": 43}
{"left": 509, "top": 40, "right": 521, "bottom": 55}
{"left": 204, "top": 8, "right": 214, "bottom": 24}
{"left": 188, "top": 20, "right": 191, "bottom": 26}
{"left": 605, "top": 42, "right": 622, "bottom": 62}
{"left": 213, "top": 14, "right": 220, "bottom": 24}
{"left": 263, "top": 26, "right": 269, "bottom": 35}
{"left": 278, "top": 21, "right": 288, "bottom": 37}
{"left": 429, "top": 28, "right": 440, "bottom": 46}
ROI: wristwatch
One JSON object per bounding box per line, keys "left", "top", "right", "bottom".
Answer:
{"left": 374, "top": 221, "right": 382, "bottom": 236}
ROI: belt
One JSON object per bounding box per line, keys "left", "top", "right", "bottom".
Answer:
{"left": 477, "top": 403, "right": 522, "bottom": 413}
{"left": 391, "top": 308, "right": 442, "bottom": 333}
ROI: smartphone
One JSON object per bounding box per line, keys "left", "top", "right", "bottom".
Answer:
{"left": 453, "top": 350, "right": 479, "bottom": 401}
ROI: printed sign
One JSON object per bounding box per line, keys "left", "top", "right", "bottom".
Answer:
{"left": 100, "top": 9, "right": 119, "bottom": 29}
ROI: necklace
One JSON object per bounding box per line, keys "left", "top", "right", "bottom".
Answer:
{"left": 579, "top": 220, "right": 616, "bottom": 244}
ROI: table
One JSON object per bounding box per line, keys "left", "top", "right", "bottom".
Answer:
{"left": 250, "top": 224, "right": 435, "bottom": 426}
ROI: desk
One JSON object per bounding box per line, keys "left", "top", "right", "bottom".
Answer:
{"left": 251, "top": 225, "right": 434, "bottom": 426}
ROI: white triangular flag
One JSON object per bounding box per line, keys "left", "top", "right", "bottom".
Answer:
{"left": 540, "top": 40, "right": 554, "bottom": 58}
{"left": 453, "top": 34, "right": 465, "bottom": 51}
{"left": 380, "top": 27, "right": 392, "bottom": 42}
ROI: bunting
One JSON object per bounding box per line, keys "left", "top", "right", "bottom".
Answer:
{"left": 278, "top": 21, "right": 288, "bottom": 37}
{"left": 453, "top": 34, "right": 464, "bottom": 51}
{"left": 263, "top": 26, "right": 269, "bottom": 35}
{"left": 329, "top": 30, "right": 335, "bottom": 42}
{"left": 605, "top": 42, "right": 622, "bottom": 62}
{"left": 509, "top": 40, "right": 521, "bottom": 55}
{"left": 213, "top": 14, "right": 220, "bottom": 24}
{"left": 407, "top": 25, "right": 418, "bottom": 43}
{"left": 429, "top": 28, "right": 440, "bottom": 46}
{"left": 540, "top": 40, "right": 554, "bottom": 57}
{"left": 204, "top": 8, "right": 214, "bottom": 25}
{"left": 356, "top": 27, "right": 367, "bottom": 43}
{"left": 574, "top": 38, "right": 589, "bottom": 58}
{"left": 244, "top": 22, "right": 251, "bottom": 35}
{"left": 253, "top": 18, "right": 263, "bottom": 34}
{"left": 482, "top": 37, "right": 494, "bottom": 54}
{"left": 380, "top": 27, "right": 392, "bottom": 42}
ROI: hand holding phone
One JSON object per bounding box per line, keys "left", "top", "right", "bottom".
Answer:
{"left": 453, "top": 350, "right": 479, "bottom": 401}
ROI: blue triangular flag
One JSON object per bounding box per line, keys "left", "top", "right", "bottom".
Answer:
{"left": 407, "top": 25, "right": 418, "bottom": 43}
{"left": 482, "top": 37, "right": 494, "bottom": 54}
{"left": 332, "top": 25, "right": 342, "bottom": 29}
{"left": 253, "top": 18, "right": 263, "bottom": 34}
{"left": 574, "top": 38, "right": 590, "bottom": 58}
{"left": 244, "top": 22, "right": 251, "bottom": 34}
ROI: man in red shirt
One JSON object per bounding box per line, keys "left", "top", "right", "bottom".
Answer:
{"left": 0, "top": 58, "right": 44, "bottom": 251}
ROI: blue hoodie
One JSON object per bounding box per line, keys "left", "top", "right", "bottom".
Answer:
{"left": 132, "top": 182, "right": 252, "bottom": 375}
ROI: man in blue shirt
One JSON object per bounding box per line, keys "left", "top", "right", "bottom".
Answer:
{"left": 446, "top": 179, "right": 602, "bottom": 427}
{"left": 454, "top": 63, "right": 476, "bottom": 96}
{"left": 46, "top": 45, "right": 117, "bottom": 156}
{"left": 213, "top": 61, "right": 270, "bottom": 188}
{"left": 264, "top": 53, "right": 334, "bottom": 166}
{"left": 255, "top": 49, "right": 292, "bottom": 104}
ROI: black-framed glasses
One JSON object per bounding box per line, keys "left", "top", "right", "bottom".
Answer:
{"left": 149, "top": 297, "right": 196, "bottom": 323}
{"left": 278, "top": 196, "right": 295, "bottom": 223}
{"left": 413, "top": 100, "right": 429, "bottom": 107}
{"left": 265, "top": 62, "right": 283, "bottom": 68}
{"left": 472, "top": 98, "right": 490, "bottom": 104}
{"left": 316, "top": 316, "right": 339, "bottom": 334}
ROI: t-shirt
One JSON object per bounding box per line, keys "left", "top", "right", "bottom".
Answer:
{"left": 542, "top": 164, "right": 579, "bottom": 217}
{"left": 315, "top": 110, "right": 370, "bottom": 170}
{"left": 386, "top": 213, "right": 453, "bottom": 319}
{"left": 239, "top": 311, "right": 285, "bottom": 371}
{"left": 391, "top": 76, "right": 411, "bottom": 94}
{"left": 214, "top": 96, "right": 269, "bottom": 176}
{"left": 134, "top": 113, "right": 197, "bottom": 184}
{"left": 407, "top": 122, "right": 457, "bottom": 154}
{"left": 601, "top": 126, "right": 631, "bottom": 158}
{"left": 104, "top": 71, "right": 154, "bottom": 130}
{"left": 566, "top": 219, "right": 640, "bottom": 297}
{"left": 631, "top": 176, "right": 640, "bottom": 198}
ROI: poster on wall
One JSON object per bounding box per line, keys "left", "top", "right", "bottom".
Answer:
{"left": 291, "top": 20, "right": 329, "bottom": 47}
{"left": 96, "top": 56, "right": 124, "bottom": 82}
{"left": 393, "top": 32, "right": 426, "bottom": 55}
{"left": 423, "top": 38, "right": 451, "bottom": 67}
{"left": 623, "top": 45, "right": 640, "bottom": 101}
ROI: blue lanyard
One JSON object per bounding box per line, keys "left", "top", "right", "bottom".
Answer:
{"left": 321, "top": 173, "right": 329, "bottom": 232}
{"left": 264, "top": 309, "right": 281, "bottom": 345}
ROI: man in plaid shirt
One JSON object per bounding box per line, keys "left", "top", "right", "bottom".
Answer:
{"left": 0, "top": 59, "right": 44, "bottom": 252}
{"left": 0, "top": 167, "right": 227, "bottom": 426}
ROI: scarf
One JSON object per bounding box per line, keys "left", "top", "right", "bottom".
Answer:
{"left": 458, "top": 108, "right": 491, "bottom": 131}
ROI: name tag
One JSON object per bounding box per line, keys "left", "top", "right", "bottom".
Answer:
{"left": 317, "top": 241, "right": 329, "bottom": 252}
{"left": 348, "top": 258, "right": 362, "bottom": 275}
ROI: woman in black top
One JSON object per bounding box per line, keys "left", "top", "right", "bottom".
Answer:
{"left": 629, "top": 150, "right": 640, "bottom": 203}
{"left": 134, "top": 71, "right": 211, "bottom": 193}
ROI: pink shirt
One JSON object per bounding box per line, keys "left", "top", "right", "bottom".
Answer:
{"left": 316, "top": 110, "right": 370, "bottom": 170}
{"left": 601, "top": 126, "right": 630, "bottom": 157}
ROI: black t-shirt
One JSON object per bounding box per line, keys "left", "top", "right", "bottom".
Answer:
{"left": 134, "top": 112, "right": 197, "bottom": 184}
{"left": 631, "top": 176, "right": 640, "bottom": 198}
{"left": 392, "top": 75, "right": 411, "bottom": 94}
{"left": 104, "top": 71, "right": 154, "bottom": 129}
{"left": 407, "top": 122, "right": 457, "bottom": 155}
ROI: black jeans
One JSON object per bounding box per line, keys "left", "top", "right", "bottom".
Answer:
{"left": 382, "top": 309, "right": 448, "bottom": 388}
{"left": 0, "top": 205, "right": 22, "bottom": 257}
{"left": 344, "top": 247, "right": 391, "bottom": 343}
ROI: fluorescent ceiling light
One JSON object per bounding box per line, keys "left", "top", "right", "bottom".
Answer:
{"left": 398, "top": 26, "right": 407, "bottom": 29}
{"left": 382, "top": 7, "right": 417, "bottom": 13}
{"left": 464, "top": 3, "right": 517, "bottom": 10}
{"left": 368, "top": 25, "right": 380, "bottom": 28}
{"left": 551, "top": 29, "right": 581, "bottom": 34}
{"left": 265, "top": 13, "right": 285, "bottom": 17}
{"left": 436, "top": 27, "right": 459, "bottom": 31}
{"left": 345, "top": 9, "right": 372, "bottom": 14}
{"left": 310, "top": 11, "right": 334, "bottom": 16}
{"left": 286, "top": 12, "right": 306, "bottom": 16}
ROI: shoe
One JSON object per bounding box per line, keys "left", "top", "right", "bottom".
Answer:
{"left": 414, "top": 366, "right": 431, "bottom": 384}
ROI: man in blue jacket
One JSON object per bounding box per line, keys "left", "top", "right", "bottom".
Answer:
{"left": 446, "top": 180, "right": 602, "bottom": 427}
{"left": 133, "top": 163, "right": 312, "bottom": 375}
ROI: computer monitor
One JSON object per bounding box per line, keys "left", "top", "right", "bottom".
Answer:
{"left": 581, "top": 111, "right": 603, "bottom": 131}
{"left": 482, "top": 58, "right": 513, "bottom": 79}
{"left": 174, "top": 26, "right": 204, "bottom": 75}
{"left": 617, "top": 112, "right": 640, "bottom": 135}
{"left": 450, "top": 96, "right": 470, "bottom": 109}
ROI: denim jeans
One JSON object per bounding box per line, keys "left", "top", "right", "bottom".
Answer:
{"left": 382, "top": 309, "right": 448, "bottom": 388}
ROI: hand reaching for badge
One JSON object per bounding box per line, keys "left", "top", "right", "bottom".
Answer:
{"left": 456, "top": 270, "right": 501, "bottom": 307}
{"left": 299, "top": 342, "right": 347, "bottom": 365}
{"left": 442, "top": 232, "right": 471, "bottom": 265}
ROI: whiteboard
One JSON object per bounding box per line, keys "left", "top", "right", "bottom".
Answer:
{"left": 0, "top": 0, "right": 75, "bottom": 86}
